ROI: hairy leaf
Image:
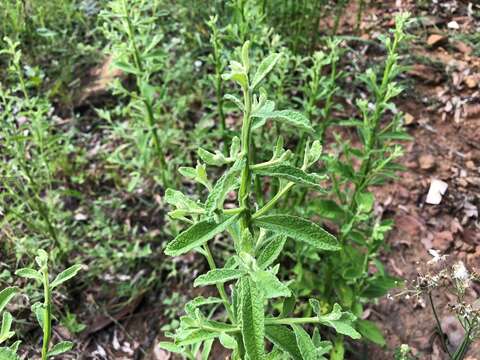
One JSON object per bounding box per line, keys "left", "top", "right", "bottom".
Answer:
{"left": 253, "top": 110, "right": 314, "bottom": 133}
{"left": 15, "top": 268, "right": 42, "bottom": 283}
{"left": 46, "top": 341, "right": 74, "bottom": 357}
{"left": 177, "top": 329, "right": 218, "bottom": 346}
{"left": 204, "top": 159, "right": 244, "bottom": 216}
{"left": 254, "top": 215, "right": 340, "bottom": 251}
{"left": 240, "top": 277, "right": 265, "bottom": 360}
{"left": 165, "top": 214, "right": 240, "bottom": 256}
{"left": 0, "top": 312, "right": 14, "bottom": 343}
{"left": 253, "top": 165, "right": 323, "bottom": 190}
{"left": 251, "top": 53, "right": 281, "bottom": 89}
{"left": 194, "top": 269, "right": 245, "bottom": 287}
{"left": 50, "top": 264, "right": 82, "bottom": 289}
{"left": 257, "top": 235, "right": 286, "bottom": 269}
{"left": 292, "top": 325, "right": 317, "bottom": 360}
{"left": 252, "top": 270, "right": 291, "bottom": 299}
{"left": 265, "top": 325, "right": 302, "bottom": 360}
{"left": 0, "top": 288, "right": 18, "bottom": 314}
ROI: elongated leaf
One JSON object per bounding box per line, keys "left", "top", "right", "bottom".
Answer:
{"left": 158, "top": 342, "right": 183, "bottom": 353}
{"left": 185, "top": 296, "right": 222, "bottom": 315}
{"left": 257, "top": 235, "right": 286, "bottom": 269}
{"left": 50, "top": 265, "right": 82, "bottom": 289}
{"left": 112, "top": 60, "right": 140, "bottom": 75}
{"left": 292, "top": 325, "right": 317, "bottom": 360}
{"left": 194, "top": 269, "right": 245, "bottom": 287}
{"left": 254, "top": 215, "right": 340, "bottom": 251}
{"left": 15, "top": 268, "right": 42, "bottom": 282}
{"left": 253, "top": 110, "right": 314, "bottom": 133}
{"left": 204, "top": 159, "right": 244, "bottom": 216}
{"left": 254, "top": 165, "right": 323, "bottom": 190}
{"left": 165, "top": 214, "right": 240, "bottom": 256}
{"left": 0, "top": 288, "right": 18, "bottom": 314}
{"left": 0, "top": 312, "right": 14, "bottom": 343}
{"left": 265, "top": 325, "right": 302, "bottom": 360}
{"left": 177, "top": 329, "right": 217, "bottom": 346}
{"left": 356, "top": 319, "right": 386, "bottom": 346}
{"left": 251, "top": 53, "right": 281, "bottom": 89}
{"left": 46, "top": 341, "right": 73, "bottom": 357}
{"left": 241, "top": 277, "right": 265, "bottom": 360}
{"left": 224, "top": 94, "right": 244, "bottom": 111}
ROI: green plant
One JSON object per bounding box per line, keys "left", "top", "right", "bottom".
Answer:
{"left": 15, "top": 250, "right": 82, "bottom": 359}
{"left": 101, "top": 0, "right": 171, "bottom": 187}
{"left": 160, "top": 41, "right": 362, "bottom": 359}
{"left": 0, "top": 37, "right": 72, "bottom": 257}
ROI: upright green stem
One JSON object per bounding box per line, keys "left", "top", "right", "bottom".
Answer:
{"left": 202, "top": 244, "right": 235, "bottom": 322}
{"left": 122, "top": 0, "right": 168, "bottom": 186}
{"left": 238, "top": 86, "right": 253, "bottom": 233}
{"left": 41, "top": 268, "right": 52, "bottom": 360}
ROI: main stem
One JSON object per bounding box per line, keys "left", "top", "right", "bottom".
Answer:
{"left": 238, "top": 86, "right": 253, "bottom": 233}
{"left": 41, "top": 268, "right": 52, "bottom": 360}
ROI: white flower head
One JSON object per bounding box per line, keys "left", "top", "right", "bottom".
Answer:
{"left": 452, "top": 261, "right": 470, "bottom": 292}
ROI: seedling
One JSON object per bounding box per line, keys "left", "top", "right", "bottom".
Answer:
{"left": 15, "top": 250, "right": 82, "bottom": 359}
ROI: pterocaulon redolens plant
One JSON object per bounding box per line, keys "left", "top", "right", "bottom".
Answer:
{"left": 160, "top": 42, "right": 362, "bottom": 359}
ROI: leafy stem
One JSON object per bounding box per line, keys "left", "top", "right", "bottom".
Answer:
{"left": 41, "top": 266, "right": 52, "bottom": 360}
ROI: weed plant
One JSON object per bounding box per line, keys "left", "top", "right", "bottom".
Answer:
{"left": 161, "top": 41, "right": 362, "bottom": 359}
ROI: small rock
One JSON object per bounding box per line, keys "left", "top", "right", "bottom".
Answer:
{"left": 441, "top": 315, "right": 465, "bottom": 350}
{"left": 465, "top": 160, "right": 476, "bottom": 170}
{"left": 447, "top": 21, "right": 460, "bottom": 30}
{"left": 404, "top": 112, "right": 415, "bottom": 125}
{"left": 419, "top": 154, "right": 436, "bottom": 170}
{"left": 433, "top": 231, "right": 454, "bottom": 251}
{"left": 425, "top": 179, "right": 448, "bottom": 205}
{"left": 427, "top": 34, "right": 447, "bottom": 47}
{"left": 464, "top": 74, "right": 480, "bottom": 89}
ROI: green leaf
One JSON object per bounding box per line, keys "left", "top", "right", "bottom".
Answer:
{"left": 252, "top": 270, "right": 291, "bottom": 299}
{"left": 224, "top": 94, "right": 244, "bottom": 111}
{"left": 198, "top": 148, "right": 229, "bottom": 166}
{"left": 165, "top": 189, "right": 204, "bottom": 216}
{"left": 185, "top": 296, "right": 223, "bottom": 315}
{"left": 253, "top": 165, "right": 323, "bottom": 190}
{"left": 50, "top": 264, "right": 82, "bottom": 289}
{"left": 257, "top": 235, "right": 286, "bottom": 269}
{"left": 254, "top": 215, "right": 340, "bottom": 251}
{"left": 31, "top": 303, "right": 45, "bottom": 330}
{"left": 315, "top": 303, "right": 361, "bottom": 340}
{"left": 265, "top": 325, "right": 302, "bottom": 360}
{"left": 240, "top": 277, "right": 265, "bottom": 360}
{"left": 177, "top": 329, "right": 217, "bottom": 346}
{"left": 356, "top": 319, "right": 386, "bottom": 346}
{"left": 0, "top": 312, "right": 14, "bottom": 344}
{"left": 360, "top": 276, "right": 401, "bottom": 299}
{"left": 158, "top": 342, "right": 184, "bottom": 353}
{"left": 15, "top": 268, "right": 42, "bottom": 282}
{"left": 292, "top": 325, "right": 317, "bottom": 360}
{"left": 0, "top": 288, "right": 18, "bottom": 314}
{"left": 112, "top": 60, "right": 140, "bottom": 75}
{"left": 0, "top": 348, "right": 19, "bottom": 360}
{"left": 251, "top": 53, "right": 281, "bottom": 89}
{"left": 194, "top": 269, "right": 245, "bottom": 287}
{"left": 252, "top": 110, "right": 314, "bottom": 133}
{"left": 310, "top": 200, "right": 346, "bottom": 221}
{"left": 204, "top": 159, "right": 243, "bottom": 216}
{"left": 201, "top": 338, "right": 214, "bottom": 360}
{"left": 46, "top": 341, "right": 74, "bottom": 357}
{"left": 165, "top": 214, "right": 240, "bottom": 256}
